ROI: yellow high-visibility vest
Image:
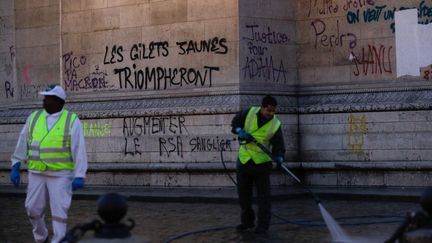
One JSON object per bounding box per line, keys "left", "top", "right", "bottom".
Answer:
{"left": 27, "top": 109, "right": 77, "bottom": 171}
{"left": 239, "top": 106, "right": 281, "bottom": 164}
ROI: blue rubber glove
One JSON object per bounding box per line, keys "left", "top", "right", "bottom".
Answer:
{"left": 72, "top": 177, "right": 85, "bottom": 191}
{"left": 10, "top": 162, "right": 21, "bottom": 188}
{"left": 235, "top": 128, "right": 254, "bottom": 142}
{"left": 275, "top": 156, "right": 284, "bottom": 165}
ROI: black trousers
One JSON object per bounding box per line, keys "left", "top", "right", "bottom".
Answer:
{"left": 236, "top": 160, "right": 272, "bottom": 230}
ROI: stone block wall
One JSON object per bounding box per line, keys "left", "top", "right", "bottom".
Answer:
{"left": 0, "top": 0, "right": 297, "bottom": 187}
{"left": 295, "top": 0, "right": 432, "bottom": 186}
{"left": 60, "top": 0, "right": 239, "bottom": 98}
{"left": 1, "top": 0, "right": 432, "bottom": 187}
{"left": 238, "top": 0, "right": 297, "bottom": 92}
{"left": 0, "top": 0, "right": 15, "bottom": 103}
{"left": 9, "top": 0, "right": 60, "bottom": 103}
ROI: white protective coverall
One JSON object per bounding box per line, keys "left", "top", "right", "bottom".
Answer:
{"left": 11, "top": 109, "right": 88, "bottom": 243}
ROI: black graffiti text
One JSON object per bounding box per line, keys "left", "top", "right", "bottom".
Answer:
{"left": 20, "top": 84, "right": 45, "bottom": 99}
{"left": 159, "top": 136, "right": 183, "bottom": 158}
{"left": 123, "top": 116, "right": 187, "bottom": 136}
{"left": 64, "top": 52, "right": 111, "bottom": 91}
{"left": 4, "top": 80, "right": 13, "bottom": 98}
{"left": 176, "top": 37, "right": 228, "bottom": 55}
{"left": 189, "top": 136, "right": 232, "bottom": 152}
{"left": 343, "top": 0, "right": 375, "bottom": 11}
{"left": 130, "top": 41, "right": 169, "bottom": 61}
{"left": 242, "top": 56, "right": 288, "bottom": 83}
{"left": 243, "top": 25, "right": 289, "bottom": 45}
{"left": 103, "top": 45, "right": 124, "bottom": 64}
{"left": 9, "top": 45, "right": 15, "bottom": 62}
{"left": 311, "top": 19, "right": 357, "bottom": 49}
{"left": 247, "top": 41, "right": 268, "bottom": 56}
{"left": 64, "top": 64, "right": 110, "bottom": 91}
{"left": 307, "top": 0, "right": 340, "bottom": 17}
{"left": 124, "top": 137, "right": 141, "bottom": 156}
{"left": 63, "top": 51, "right": 86, "bottom": 81}
{"left": 115, "top": 65, "right": 219, "bottom": 90}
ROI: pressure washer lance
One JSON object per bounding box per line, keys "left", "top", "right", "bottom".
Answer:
{"left": 253, "top": 141, "right": 355, "bottom": 241}
{"left": 253, "top": 141, "right": 321, "bottom": 205}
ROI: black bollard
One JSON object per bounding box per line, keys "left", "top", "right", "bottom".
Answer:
{"left": 420, "top": 187, "right": 432, "bottom": 216}
{"left": 94, "top": 193, "right": 135, "bottom": 239}
{"left": 61, "top": 193, "right": 145, "bottom": 243}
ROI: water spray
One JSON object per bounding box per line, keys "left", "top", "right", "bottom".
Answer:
{"left": 163, "top": 138, "right": 406, "bottom": 243}
{"left": 251, "top": 140, "right": 351, "bottom": 242}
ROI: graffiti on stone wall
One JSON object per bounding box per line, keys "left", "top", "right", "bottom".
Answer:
{"left": 110, "top": 38, "right": 224, "bottom": 90}
{"left": 311, "top": 19, "right": 357, "bottom": 49}
{"left": 346, "top": 4, "right": 388, "bottom": 24}
{"left": 347, "top": 113, "right": 368, "bottom": 155}
{"left": 63, "top": 52, "right": 112, "bottom": 91}
{"left": 122, "top": 115, "right": 233, "bottom": 158}
{"left": 304, "top": 0, "right": 432, "bottom": 79}
{"left": 158, "top": 135, "right": 233, "bottom": 158}
{"left": 417, "top": 1, "right": 432, "bottom": 24}
{"left": 9, "top": 45, "right": 15, "bottom": 62}
{"left": 421, "top": 65, "right": 432, "bottom": 80}
{"left": 241, "top": 24, "right": 290, "bottom": 83}
{"left": 0, "top": 16, "right": 6, "bottom": 35}
{"left": 22, "top": 64, "right": 32, "bottom": 85}
{"left": 2, "top": 46, "right": 15, "bottom": 99}
{"left": 342, "top": 0, "right": 376, "bottom": 11}
{"left": 63, "top": 36, "right": 226, "bottom": 92}
{"left": 189, "top": 136, "right": 232, "bottom": 152}
{"left": 307, "top": 0, "right": 376, "bottom": 17}
{"left": 3, "top": 45, "right": 14, "bottom": 76}
{"left": 123, "top": 116, "right": 187, "bottom": 136}
{"left": 176, "top": 37, "right": 228, "bottom": 55}
{"left": 3, "top": 80, "right": 13, "bottom": 98}
{"left": 350, "top": 44, "right": 393, "bottom": 76}
{"left": 123, "top": 115, "right": 188, "bottom": 157}
{"left": 9, "top": 56, "right": 46, "bottom": 99}
{"left": 114, "top": 64, "right": 219, "bottom": 90}
{"left": 82, "top": 121, "right": 112, "bottom": 137}
{"left": 308, "top": 0, "right": 432, "bottom": 33}
{"left": 310, "top": 0, "right": 339, "bottom": 16}
{"left": 19, "top": 84, "right": 45, "bottom": 99}
{"left": 2, "top": 45, "right": 49, "bottom": 100}
{"left": 346, "top": 1, "right": 432, "bottom": 33}
{"left": 17, "top": 63, "right": 49, "bottom": 99}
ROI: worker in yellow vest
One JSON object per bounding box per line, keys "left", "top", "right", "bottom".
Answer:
{"left": 231, "top": 95, "right": 285, "bottom": 235}
{"left": 10, "top": 85, "right": 88, "bottom": 243}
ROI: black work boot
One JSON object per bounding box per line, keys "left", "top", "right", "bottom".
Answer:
{"left": 254, "top": 226, "right": 268, "bottom": 235}
{"left": 236, "top": 223, "right": 254, "bottom": 232}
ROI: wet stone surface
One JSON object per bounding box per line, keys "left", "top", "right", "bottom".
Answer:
{"left": 0, "top": 196, "right": 422, "bottom": 243}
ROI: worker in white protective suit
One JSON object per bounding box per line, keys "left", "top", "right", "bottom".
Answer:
{"left": 10, "top": 84, "right": 88, "bottom": 243}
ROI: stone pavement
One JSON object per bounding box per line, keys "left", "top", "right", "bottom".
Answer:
{"left": 0, "top": 185, "right": 428, "bottom": 243}
{"left": 0, "top": 184, "right": 426, "bottom": 203}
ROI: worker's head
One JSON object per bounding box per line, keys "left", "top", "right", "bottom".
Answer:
{"left": 39, "top": 85, "right": 66, "bottom": 114}
{"left": 260, "top": 95, "right": 277, "bottom": 120}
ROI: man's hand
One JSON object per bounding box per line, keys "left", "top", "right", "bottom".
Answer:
{"left": 274, "top": 156, "right": 284, "bottom": 170}
{"left": 72, "top": 177, "right": 85, "bottom": 191}
{"left": 10, "top": 162, "right": 21, "bottom": 188}
{"left": 235, "top": 128, "right": 255, "bottom": 142}
{"left": 275, "top": 156, "right": 284, "bottom": 165}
